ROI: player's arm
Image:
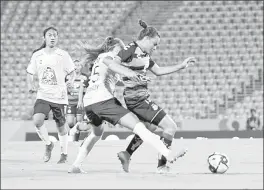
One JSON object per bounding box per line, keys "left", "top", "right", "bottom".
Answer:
{"left": 103, "top": 56, "right": 140, "bottom": 81}
{"left": 26, "top": 53, "right": 37, "bottom": 93}
{"left": 149, "top": 57, "right": 196, "bottom": 76}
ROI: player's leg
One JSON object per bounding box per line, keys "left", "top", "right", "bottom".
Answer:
{"left": 33, "top": 99, "right": 54, "bottom": 162}
{"left": 66, "top": 105, "right": 77, "bottom": 141}
{"left": 118, "top": 122, "right": 157, "bottom": 168}
{"left": 99, "top": 98, "right": 179, "bottom": 168}
{"left": 119, "top": 99, "right": 185, "bottom": 173}
{"left": 119, "top": 99, "right": 165, "bottom": 160}
{"left": 73, "top": 107, "right": 85, "bottom": 142}
{"left": 69, "top": 110, "right": 104, "bottom": 173}
{"left": 51, "top": 103, "right": 69, "bottom": 164}
{"left": 155, "top": 114, "right": 178, "bottom": 172}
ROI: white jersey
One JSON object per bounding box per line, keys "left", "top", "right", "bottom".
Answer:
{"left": 26, "top": 48, "right": 75, "bottom": 104}
{"left": 83, "top": 52, "right": 120, "bottom": 106}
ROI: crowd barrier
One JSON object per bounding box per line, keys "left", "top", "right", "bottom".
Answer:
{"left": 1, "top": 119, "right": 262, "bottom": 142}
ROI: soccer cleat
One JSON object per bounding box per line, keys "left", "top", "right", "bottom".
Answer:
{"left": 57, "top": 153, "right": 68, "bottom": 164}
{"left": 117, "top": 151, "right": 131, "bottom": 172}
{"left": 43, "top": 142, "right": 54, "bottom": 162}
{"left": 156, "top": 165, "right": 170, "bottom": 174}
{"left": 167, "top": 148, "right": 188, "bottom": 163}
{"left": 68, "top": 165, "right": 87, "bottom": 174}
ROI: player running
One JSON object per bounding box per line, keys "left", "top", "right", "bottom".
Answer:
{"left": 114, "top": 20, "right": 196, "bottom": 173}
{"left": 68, "top": 36, "right": 187, "bottom": 173}
{"left": 26, "top": 26, "right": 76, "bottom": 163}
{"left": 65, "top": 59, "right": 89, "bottom": 141}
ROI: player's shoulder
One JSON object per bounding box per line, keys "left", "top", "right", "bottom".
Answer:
{"left": 55, "top": 48, "right": 70, "bottom": 57}
{"left": 31, "top": 49, "right": 44, "bottom": 58}
{"left": 124, "top": 41, "right": 137, "bottom": 52}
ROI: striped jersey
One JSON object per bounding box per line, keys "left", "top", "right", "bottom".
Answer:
{"left": 65, "top": 73, "right": 89, "bottom": 105}
{"left": 83, "top": 52, "right": 121, "bottom": 106}
{"left": 115, "top": 41, "right": 155, "bottom": 104}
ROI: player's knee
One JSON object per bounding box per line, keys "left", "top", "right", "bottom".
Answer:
{"left": 33, "top": 117, "right": 45, "bottom": 128}
{"left": 55, "top": 116, "right": 66, "bottom": 128}
{"left": 67, "top": 120, "right": 75, "bottom": 128}
{"left": 92, "top": 125, "right": 104, "bottom": 137}
{"left": 163, "top": 123, "right": 177, "bottom": 136}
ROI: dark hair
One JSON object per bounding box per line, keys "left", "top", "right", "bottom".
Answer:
{"left": 137, "top": 19, "right": 160, "bottom": 40}
{"left": 78, "top": 36, "right": 125, "bottom": 66}
{"left": 32, "top": 26, "right": 58, "bottom": 54}
{"left": 250, "top": 108, "right": 256, "bottom": 113}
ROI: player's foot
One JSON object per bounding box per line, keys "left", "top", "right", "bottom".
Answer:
{"left": 43, "top": 141, "right": 54, "bottom": 162}
{"left": 156, "top": 165, "right": 170, "bottom": 174}
{"left": 68, "top": 165, "right": 87, "bottom": 174}
{"left": 57, "top": 153, "right": 68, "bottom": 164}
{"left": 167, "top": 148, "right": 188, "bottom": 163}
{"left": 69, "top": 122, "right": 80, "bottom": 136}
{"left": 117, "top": 151, "right": 131, "bottom": 172}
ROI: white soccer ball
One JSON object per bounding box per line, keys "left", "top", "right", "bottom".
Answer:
{"left": 207, "top": 152, "right": 230, "bottom": 174}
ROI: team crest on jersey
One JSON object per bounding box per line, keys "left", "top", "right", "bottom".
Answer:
{"left": 151, "top": 103, "right": 158, "bottom": 111}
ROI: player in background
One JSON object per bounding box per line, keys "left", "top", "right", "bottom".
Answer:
{"left": 26, "top": 26, "right": 76, "bottom": 163}
{"left": 114, "top": 19, "right": 196, "bottom": 173}
{"left": 65, "top": 59, "right": 89, "bottom": 141}
{"left": 68, "top": 36, "right": 187, "bottom": 173}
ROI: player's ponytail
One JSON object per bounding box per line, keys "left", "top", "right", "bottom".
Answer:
{"left": 77, "top": 36, "right": 125, "bottom": 66}
{"left": 137, "top": 19, "right": 160, "bottom": 40}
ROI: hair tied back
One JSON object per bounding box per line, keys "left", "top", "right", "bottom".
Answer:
{"left": 139, "top": 19, "right": 148, "bottom": 29}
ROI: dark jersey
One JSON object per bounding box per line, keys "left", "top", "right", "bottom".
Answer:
{"left": 115, "top": 41, "right": 155, "bottom": 103}
{"left": 65, "top": 73, "right": 89, "bottom": 105}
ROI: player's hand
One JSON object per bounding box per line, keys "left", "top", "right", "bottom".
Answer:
{"left": 126, "top": 70, "right": 141, "bottom": 82}
{"left": 181, "top": 57, "right": 196, "bottom": 69}
{"left": 138, "top": 74, "right": 151, "bottom": 82}
{"left": 28, "top": 86, "right": 37, "bottom": 93}
{"left": 77, "top": 101, "right": 84, "bottom": 109}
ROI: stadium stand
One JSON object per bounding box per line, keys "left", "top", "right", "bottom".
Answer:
{"left": 1, "top": 1, "right": 263, "bottom": 123}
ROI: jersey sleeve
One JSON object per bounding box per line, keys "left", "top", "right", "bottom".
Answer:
{"left": 63, "top": 52, "right": 75, "bottom": 74}
{"left": 26, "top": 53, "right": 37, "bottom": 75}
{"left": 149, "top": 58, "right": 156, "bottom": 69}
{"left": 115, "top": 43, "right": 136, "bottom": 63}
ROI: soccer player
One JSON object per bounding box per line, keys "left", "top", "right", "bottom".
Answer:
{"left": 68, "top": 36, "right": 187, "bottom": 173}
{"left": 26, "top": 26, "right": 76, "bottom": 163}
{"left": 65, "top": 59, "right": 89, "bottom": 141}
{"left": 114, "top": 19, "right": 196, "bottom": 173}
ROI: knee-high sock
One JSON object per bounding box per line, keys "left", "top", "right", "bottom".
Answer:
{"left": 133, "top": 122, "right": 170, "bottom": 158}
{"left": 58, "top": 133, "right": 68, "bottom": 154}
{"left": 126, "top": 134, "right": 143, "bottom": 156}
{"left": 158, "top": 136, "right": 172, "bottom": 167}
{"left": 73, "top": 132, "right": 100, "bottom": 167}
{"left": 35, "top": 123, "right": 51, "bottom": 145}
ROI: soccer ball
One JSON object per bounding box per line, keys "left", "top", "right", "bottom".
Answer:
{"left": 207, "top": 152, "right": 230, "bottom": 174}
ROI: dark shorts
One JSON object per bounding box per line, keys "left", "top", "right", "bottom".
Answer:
{"left": 125, "top": 98, "right": 166, "bottom": 126}
{"left": 33, "top": 99, "right": 65, "bottom": 123}
{"left": 66, "top": 104, "right": 84, "bottom": 115}
{"left": 84, "top": 98, "right": 130, "bottom": 127}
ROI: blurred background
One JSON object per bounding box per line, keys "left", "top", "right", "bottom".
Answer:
{"left": 1, "top": 1, "right": 263, "bottom": 139}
